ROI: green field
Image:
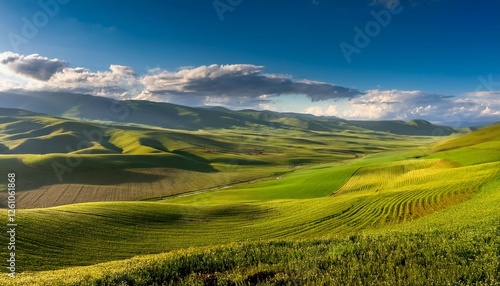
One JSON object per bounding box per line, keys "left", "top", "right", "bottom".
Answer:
{"left": 0, "top": 108, "right": 499, "bottom": 285}
{"left": 0, "top": 109, "right": 436, "bottom": 208}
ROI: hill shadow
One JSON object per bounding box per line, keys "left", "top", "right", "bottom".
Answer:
{"left": 139, "top": 138, "right": 169, "bottom": 152}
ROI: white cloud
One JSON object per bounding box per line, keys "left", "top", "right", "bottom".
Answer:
{"left": 0, "top": 52, "right": 499, "bottom": 125}
{"left": 305, "top": 89, "right": 500, "bottom": 124}
{"left": 480, "top": 106, "right": 500, "bottom": 116}
{"left": 0, "top": 52, "right": 363, "bottom": 103}
{"left": 305, "top": 105, "right": 338, "bottom": 116}
{"left": 0, "top": 52, "right": 68, "bottom": 81}
{"left": 0, "top": 52, "right": 141, "bottom": 98}
{"left": 109, "top": 65, "right": 136, "bottom": 76}
{"left": 139, "top": 64, "right": 363, "bottom": 103}
{"left": 258, "top": 103, "right": 278, "bottom": 111}
{"left": 47, "top": 65, "right": 141, "bottom": 98}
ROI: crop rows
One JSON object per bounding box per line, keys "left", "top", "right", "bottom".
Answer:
{"left": 331, "top": 160, "right": 498, "bottom": 225}
{"left": 0, "top": 161, "right": 285, "bottom": 208}
{"left": 334, "top": 159, "right": 456, "bottom": 196}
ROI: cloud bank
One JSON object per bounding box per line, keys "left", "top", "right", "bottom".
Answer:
{"left": 139, "top": 64, "right": 363, "bottom": 107}
{"left": 0, "top": 51, "right": 499, "bottom": 124}
{"left": 0, "top": 52, "right": 363, "bottom": 105}
{"left": 306, "top": 89, "right": 500, "bottom": 125}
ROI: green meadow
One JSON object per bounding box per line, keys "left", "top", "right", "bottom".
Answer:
{"left": 0, "top": 108, "right": 499, "bottom": 285}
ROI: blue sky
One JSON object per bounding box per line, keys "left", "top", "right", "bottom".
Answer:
{"left": 0, "top": 0, "right": 499, "bottom": 124}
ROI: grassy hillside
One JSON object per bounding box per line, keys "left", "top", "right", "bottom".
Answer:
{"left": 0, "top": 108, "right": 436, "bottom": 208}
{"left": 0, "top": 124, "right": 498, "bottom": 280}
{"left": 3, "top": 225, "right": 499, "bottom": 285}
{"left": 0, "top": 105, "right": 498, "bottom": 285}
{"left": 0, "top": 107, "right": 435, "bottom": 158}
{"left": 431, "top": 122, "right": 500, "bottom": 152}
{"left": 1, "top": 162, "right": 499, "bottom": 284}
{"left": 419, "top": 123, "right": 500, "bottom": 167}
{"left": 3, "top": 158, "right": 498, "bottom": 272}
{"left": 349, "top": 119, "right": 460, "bottom": 136}
{"left": 0, "top": 92, "right": 463, "bottom": 135}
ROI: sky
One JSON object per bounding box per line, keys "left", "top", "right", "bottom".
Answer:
{"left": 0, "top": 0, "right": 499, "bottom": 124}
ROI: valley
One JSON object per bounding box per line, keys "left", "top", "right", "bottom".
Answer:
{"left": 0, "top": 93, "right": 498, "bottom": 285}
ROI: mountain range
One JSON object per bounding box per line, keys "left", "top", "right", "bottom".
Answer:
{"left": 0, "top": 91, "right": 463, "bottom": 135}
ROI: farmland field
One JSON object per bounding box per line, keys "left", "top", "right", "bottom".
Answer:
{"left": 0, "top": 108, "right": 499, "bottom": 285}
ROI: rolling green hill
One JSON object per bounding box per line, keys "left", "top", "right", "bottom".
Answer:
{"left": 349, "top": 119, "right": 459, "bottom": 136}
{"left": 0, "top": 123, "right": 498, "bottom": 285}
{"left": 0, "top": 99, "right": 498, "bottom": 285}
{"left": 0, "top": 107, "right": 437, "bottom": 208}
{"left": 423, "top": 123, "right": 500, "bottom": 166}
{"left": 0, "top": 91, "right": 464, "bottom": 135}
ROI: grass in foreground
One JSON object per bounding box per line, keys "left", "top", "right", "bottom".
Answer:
{"left": 3, "top": 178, "right": 500, "bottom": 285}
{"left": 2, "top": 227, "right": 499, "bottom": 285}
{"left": 0, "top": 122, "right": 498, "bottom": 285}
{"left": 2, "top": 159, "right": 497, "bottom": 272}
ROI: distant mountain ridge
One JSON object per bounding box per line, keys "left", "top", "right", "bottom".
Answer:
{"left": 0, "top": 91, "right": 462, "bottom": 135}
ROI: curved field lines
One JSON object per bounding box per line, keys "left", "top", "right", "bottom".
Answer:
{"left": 0, "top": 167, "right": 276, "bottom": 209}
{"left": 2, "top": 161, "right": 498, "bottom": 271}
{"left": 333, "top": 159, "right": 456, "bottom": 196}
{"left": 330, "top": 160, "right": 499, "bottom": 225}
